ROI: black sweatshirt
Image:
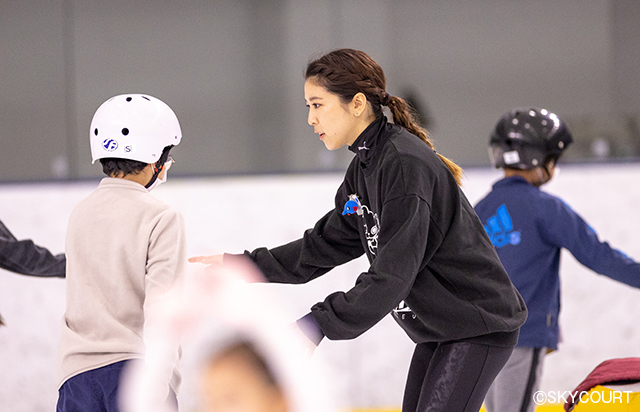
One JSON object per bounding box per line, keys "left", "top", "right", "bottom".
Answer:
{"left": 243, "top": 116, "right": 527, "bottom": 347}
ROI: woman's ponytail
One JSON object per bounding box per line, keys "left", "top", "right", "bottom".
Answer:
{"left": 386, "top": 95, "right": 463, "bottom": 186}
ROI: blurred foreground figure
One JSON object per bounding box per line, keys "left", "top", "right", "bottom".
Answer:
{"left": 121, "top": 259, "right": 336, "bottom": 412}
{"left": 201, "top": 341, "right": 288, "bottom": 412}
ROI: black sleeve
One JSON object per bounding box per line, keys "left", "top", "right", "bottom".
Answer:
{"left": 246, "top": 205, "right": 365, "bottom": 284}
{"left": 310, "top": 195, "right": 431, "bottom": 340}
{"left": 0, "top": 220, "right": 66, "bottom": 278}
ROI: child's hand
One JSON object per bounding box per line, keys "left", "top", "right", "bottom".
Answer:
{"left": 188, "top": 254, "right": 224, "bottom": 266}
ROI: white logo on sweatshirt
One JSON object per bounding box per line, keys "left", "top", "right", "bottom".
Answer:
{"left": 362, "top": 205, "right": 380, "bottom": 255}
{"left": 393, "top": 300, "right": 417, "bottom": 320}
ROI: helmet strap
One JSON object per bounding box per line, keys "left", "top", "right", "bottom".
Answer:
{"left": 145, "top": 146, "right": 173, "bottom": 189}
{"left": 533, "top": 165, "right": 552, "bottom": 187}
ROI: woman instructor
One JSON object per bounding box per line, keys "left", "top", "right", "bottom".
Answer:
{"left": 191, "top": 49, "right": 527, "bottom": 412}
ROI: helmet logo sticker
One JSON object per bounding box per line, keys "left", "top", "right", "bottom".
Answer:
{"left": 102, "top": 139, "right": 118, "bottom": 152}
{"left": 503, "top": 150, "right": 520, "bottom": 165}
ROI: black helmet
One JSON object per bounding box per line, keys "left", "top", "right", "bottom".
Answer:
{"left": 489, "top": 107, "right": 573, "bottom": 170}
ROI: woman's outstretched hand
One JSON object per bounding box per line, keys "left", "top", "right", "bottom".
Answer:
{"left": 188, "top": 254, "right": 224, "bottom": 266}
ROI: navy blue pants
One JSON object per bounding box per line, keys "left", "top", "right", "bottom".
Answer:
{"left": 402, "top": 341, "right": 513, "bottom": 412}
{"left": 57, "top": 360, "right": 178, "bottom": 412}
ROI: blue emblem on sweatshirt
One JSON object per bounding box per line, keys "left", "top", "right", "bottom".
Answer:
{"left": 342, "top": 194, "right": 363, "bottom": 216}
{"left": 484, "top": 204, "right": 521, "bottom": 247}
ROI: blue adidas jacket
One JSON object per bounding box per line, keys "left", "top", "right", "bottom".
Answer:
{"left": 474, "top": 176, "right": 640, "bottom": 350}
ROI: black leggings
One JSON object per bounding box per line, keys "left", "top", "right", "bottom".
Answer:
{"left": 402, "top": 341, "right": 513, "bottom": 412}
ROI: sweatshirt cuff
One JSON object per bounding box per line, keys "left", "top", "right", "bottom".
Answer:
{"left": 296, "top": 312, "right": 325, "bottom": 346}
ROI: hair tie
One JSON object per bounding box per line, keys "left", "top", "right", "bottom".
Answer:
{"left": 381, "top": 92, "right": 391, "bottom": 106}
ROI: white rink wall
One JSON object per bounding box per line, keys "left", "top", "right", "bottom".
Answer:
{"left": 1, "top": 163, "right": 639, "bottom": 411}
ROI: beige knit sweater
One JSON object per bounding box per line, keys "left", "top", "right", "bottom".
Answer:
{"left": 58, "top": 178, "right": 186, "bottom": 393}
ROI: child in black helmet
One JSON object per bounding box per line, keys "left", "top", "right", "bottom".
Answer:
{"left": 475, "top": 107, "right": 640, "bottom": 412}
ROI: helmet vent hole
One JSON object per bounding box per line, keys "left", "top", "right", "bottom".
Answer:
{"left": 126, "top": 97, "right": 132, "bottom": 102}
{"left": 122, "top": 128, "right": 129, "bottom": 136}
{"left": 94, "top": 128, "right": 98, "bottom": 136}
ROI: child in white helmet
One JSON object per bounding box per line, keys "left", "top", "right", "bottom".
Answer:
{"left": 57, "top": 94, "right": 186, "bottom": 412}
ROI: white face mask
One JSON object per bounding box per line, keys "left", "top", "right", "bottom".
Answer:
{"left": 146, "top": 156, "right": 173, "bottom": 191}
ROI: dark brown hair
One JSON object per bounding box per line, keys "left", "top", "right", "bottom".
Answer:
{"left": 99, "top": 146, "right": 172, "bottom": 177}
{"left": 305, "top": 49, "right": 463, "bottom": 185}
{"left": 100, "top": 158, "right": 147, "bottom": 177}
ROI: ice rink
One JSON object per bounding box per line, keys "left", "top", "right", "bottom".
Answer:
{"left": 1, "top": 163, "right": 639, "bottom": 411}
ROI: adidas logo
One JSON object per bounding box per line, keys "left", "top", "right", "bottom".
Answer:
{"left": 484, "top": 204, "right": 521, "bottom": 248}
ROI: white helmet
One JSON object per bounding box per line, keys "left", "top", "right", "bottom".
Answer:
{"left": 90, "top": 94, "right": 182, "bottom": 164}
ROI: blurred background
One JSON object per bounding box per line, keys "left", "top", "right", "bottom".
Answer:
{"left": 2, "top": 1, "right": 640, "bottom": 411}
{"left": 2, "top": 0, "right": 640, "bottom": 182}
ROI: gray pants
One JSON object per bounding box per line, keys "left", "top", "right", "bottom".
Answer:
{"left": 484, "top": 347, "right": 545, "bottom": 412}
